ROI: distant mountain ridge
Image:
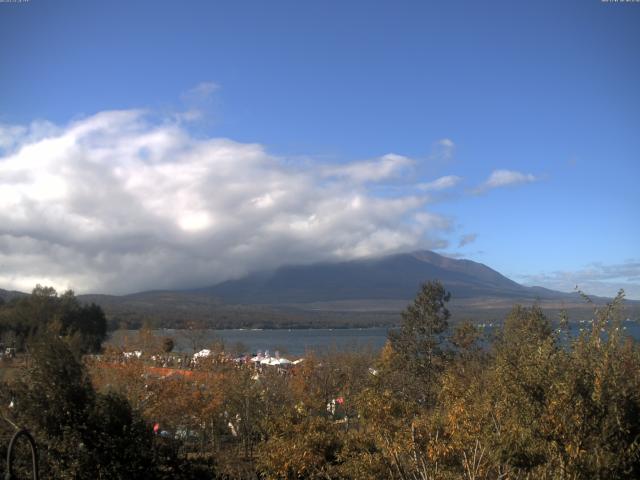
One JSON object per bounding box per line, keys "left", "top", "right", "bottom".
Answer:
{"left": 0, "top": 288, "right": 27, "bottom": 302}
{"left": 3, "top": 251, "right": 634, "bottom": 329}
{"left": 194, "top": 250, "right": 573, "bottom": 304}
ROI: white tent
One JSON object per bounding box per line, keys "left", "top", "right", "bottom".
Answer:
{"left": 259, "top": 357, "right": 292, "bottom": 366}
{"left": 193, "top": 349, "right": 211, "bottom": 358}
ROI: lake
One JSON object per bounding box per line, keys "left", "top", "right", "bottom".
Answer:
{"left": 107, "top": 320, "right": 640, "bottom": 357}
{"left": 108, "top": 327, "right": 390, "bottom": 357}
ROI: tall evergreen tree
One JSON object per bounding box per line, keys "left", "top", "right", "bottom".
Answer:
{"left": 388, "top": 280, "right": 451, "bottom": 404}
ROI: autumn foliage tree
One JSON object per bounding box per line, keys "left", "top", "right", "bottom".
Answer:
{"left": 3, "top": 335, "right": 158, "bottom": 479}
{"left": 3, "top": 283, "right": 640, "bottom": 479}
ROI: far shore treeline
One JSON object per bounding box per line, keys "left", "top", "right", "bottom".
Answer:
{"left": 1, "top": 282, "right": 640, "bottom": 478}
{"left": 0, "top": 285, "right": 108, "bottom": 353}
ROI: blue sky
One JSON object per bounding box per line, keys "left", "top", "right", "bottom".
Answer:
{"left": 0, "top": 0, "right": 638, "bottom": 298}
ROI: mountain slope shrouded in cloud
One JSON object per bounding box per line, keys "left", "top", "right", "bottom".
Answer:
{"left": 4, "top": 251, "right": 638, "bottom": 329}
{"left": 97, "top": 250, "right": 639, "bottom": 327}
{"left": 196, "top": 250, "right": 569, "bottom": 304}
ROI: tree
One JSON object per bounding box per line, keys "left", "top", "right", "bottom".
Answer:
{"left": 0, "top": 285, "right": 107, "bottom": 354}
{"left": 182, "top": 320, "right": 208, "bottom": 353}
{"left": 7, "top": 335, "right": 160, "bottom": 478}
{"left": 162, "top": 336, "right": 175, "bottom": 353}
{"left": 388, "top": 280, "right": 451, "bottom": 403}
{"left": 57, "top": 297, "right": 108, "bottom": 354}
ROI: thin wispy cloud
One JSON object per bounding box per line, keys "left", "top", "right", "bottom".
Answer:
{"left": 414, "top": 212, "right": 453, "bottom": 232}
{"left": 322, "top": 153, "right": 414, "bottom": 183}
{"left": 519, "top": 260, "right": 640, "bottom": 299}
{"left": 0, "top": 110, "right": 452, "bottom": 294}
{"left": 175, "top": 81, "right": 220, "bottom": 123}
{"left": 428, "top": 138, "right": 456, "bottom": 162}
{"left": 439, "top": 250, "right": 484, "bottom": 260}
{"left": 458, "top": 233, "right": 478, "bottom": 248}
{"left": 418, "top": 175, "right": 462, "bottom": 192}
{"left": 473, "top": 169, "right": 538, "bottom": 194}
{"left": 181, "top": 81, "right": 219, "bottom": 102}
{"left": 174, "top": 109, "right": 204, "bottom": 123}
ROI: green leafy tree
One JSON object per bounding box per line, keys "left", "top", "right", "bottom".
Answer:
{"left": 0, "top": 285, "right": 107, "bottom": 354}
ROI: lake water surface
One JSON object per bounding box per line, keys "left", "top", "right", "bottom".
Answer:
{"left": 109, "top": 328, "right": 390, "bottom": 356}
{"left": 107, "top": 321, "right": 640, "bottom": 357}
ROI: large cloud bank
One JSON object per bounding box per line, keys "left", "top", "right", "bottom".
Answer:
{"left": 0, "top": 110, "right": 451, "bottom": 294}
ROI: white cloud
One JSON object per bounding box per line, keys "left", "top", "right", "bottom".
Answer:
{"left": 322, "top": 153, "right": 413, "bottom": 183}
{"left": 473, "top": 169, "right": 538, "bottom": 194}
{"left": 0, "top": 110, "right": 452, "bottom": 294}
{"left": 0, "top": 120, "right": 59, "bottom": 154}
{"left": 439, "top": 138, "right": 454, "bottom": 149}
{"left": 418, "top": 175, "right": 462, "bottom": 191}
{"left": 0, "top": 124, "right": 27, "bottom": 151}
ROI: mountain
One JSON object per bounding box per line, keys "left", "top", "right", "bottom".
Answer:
{"left": 194, "top": 250, "right": 571, "bottom": 304}
{"left": 4, "top": 251, "right": 636, "bottom": 328}
{"left": 0, "top": 288, "right": 27, "bottom": 302}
